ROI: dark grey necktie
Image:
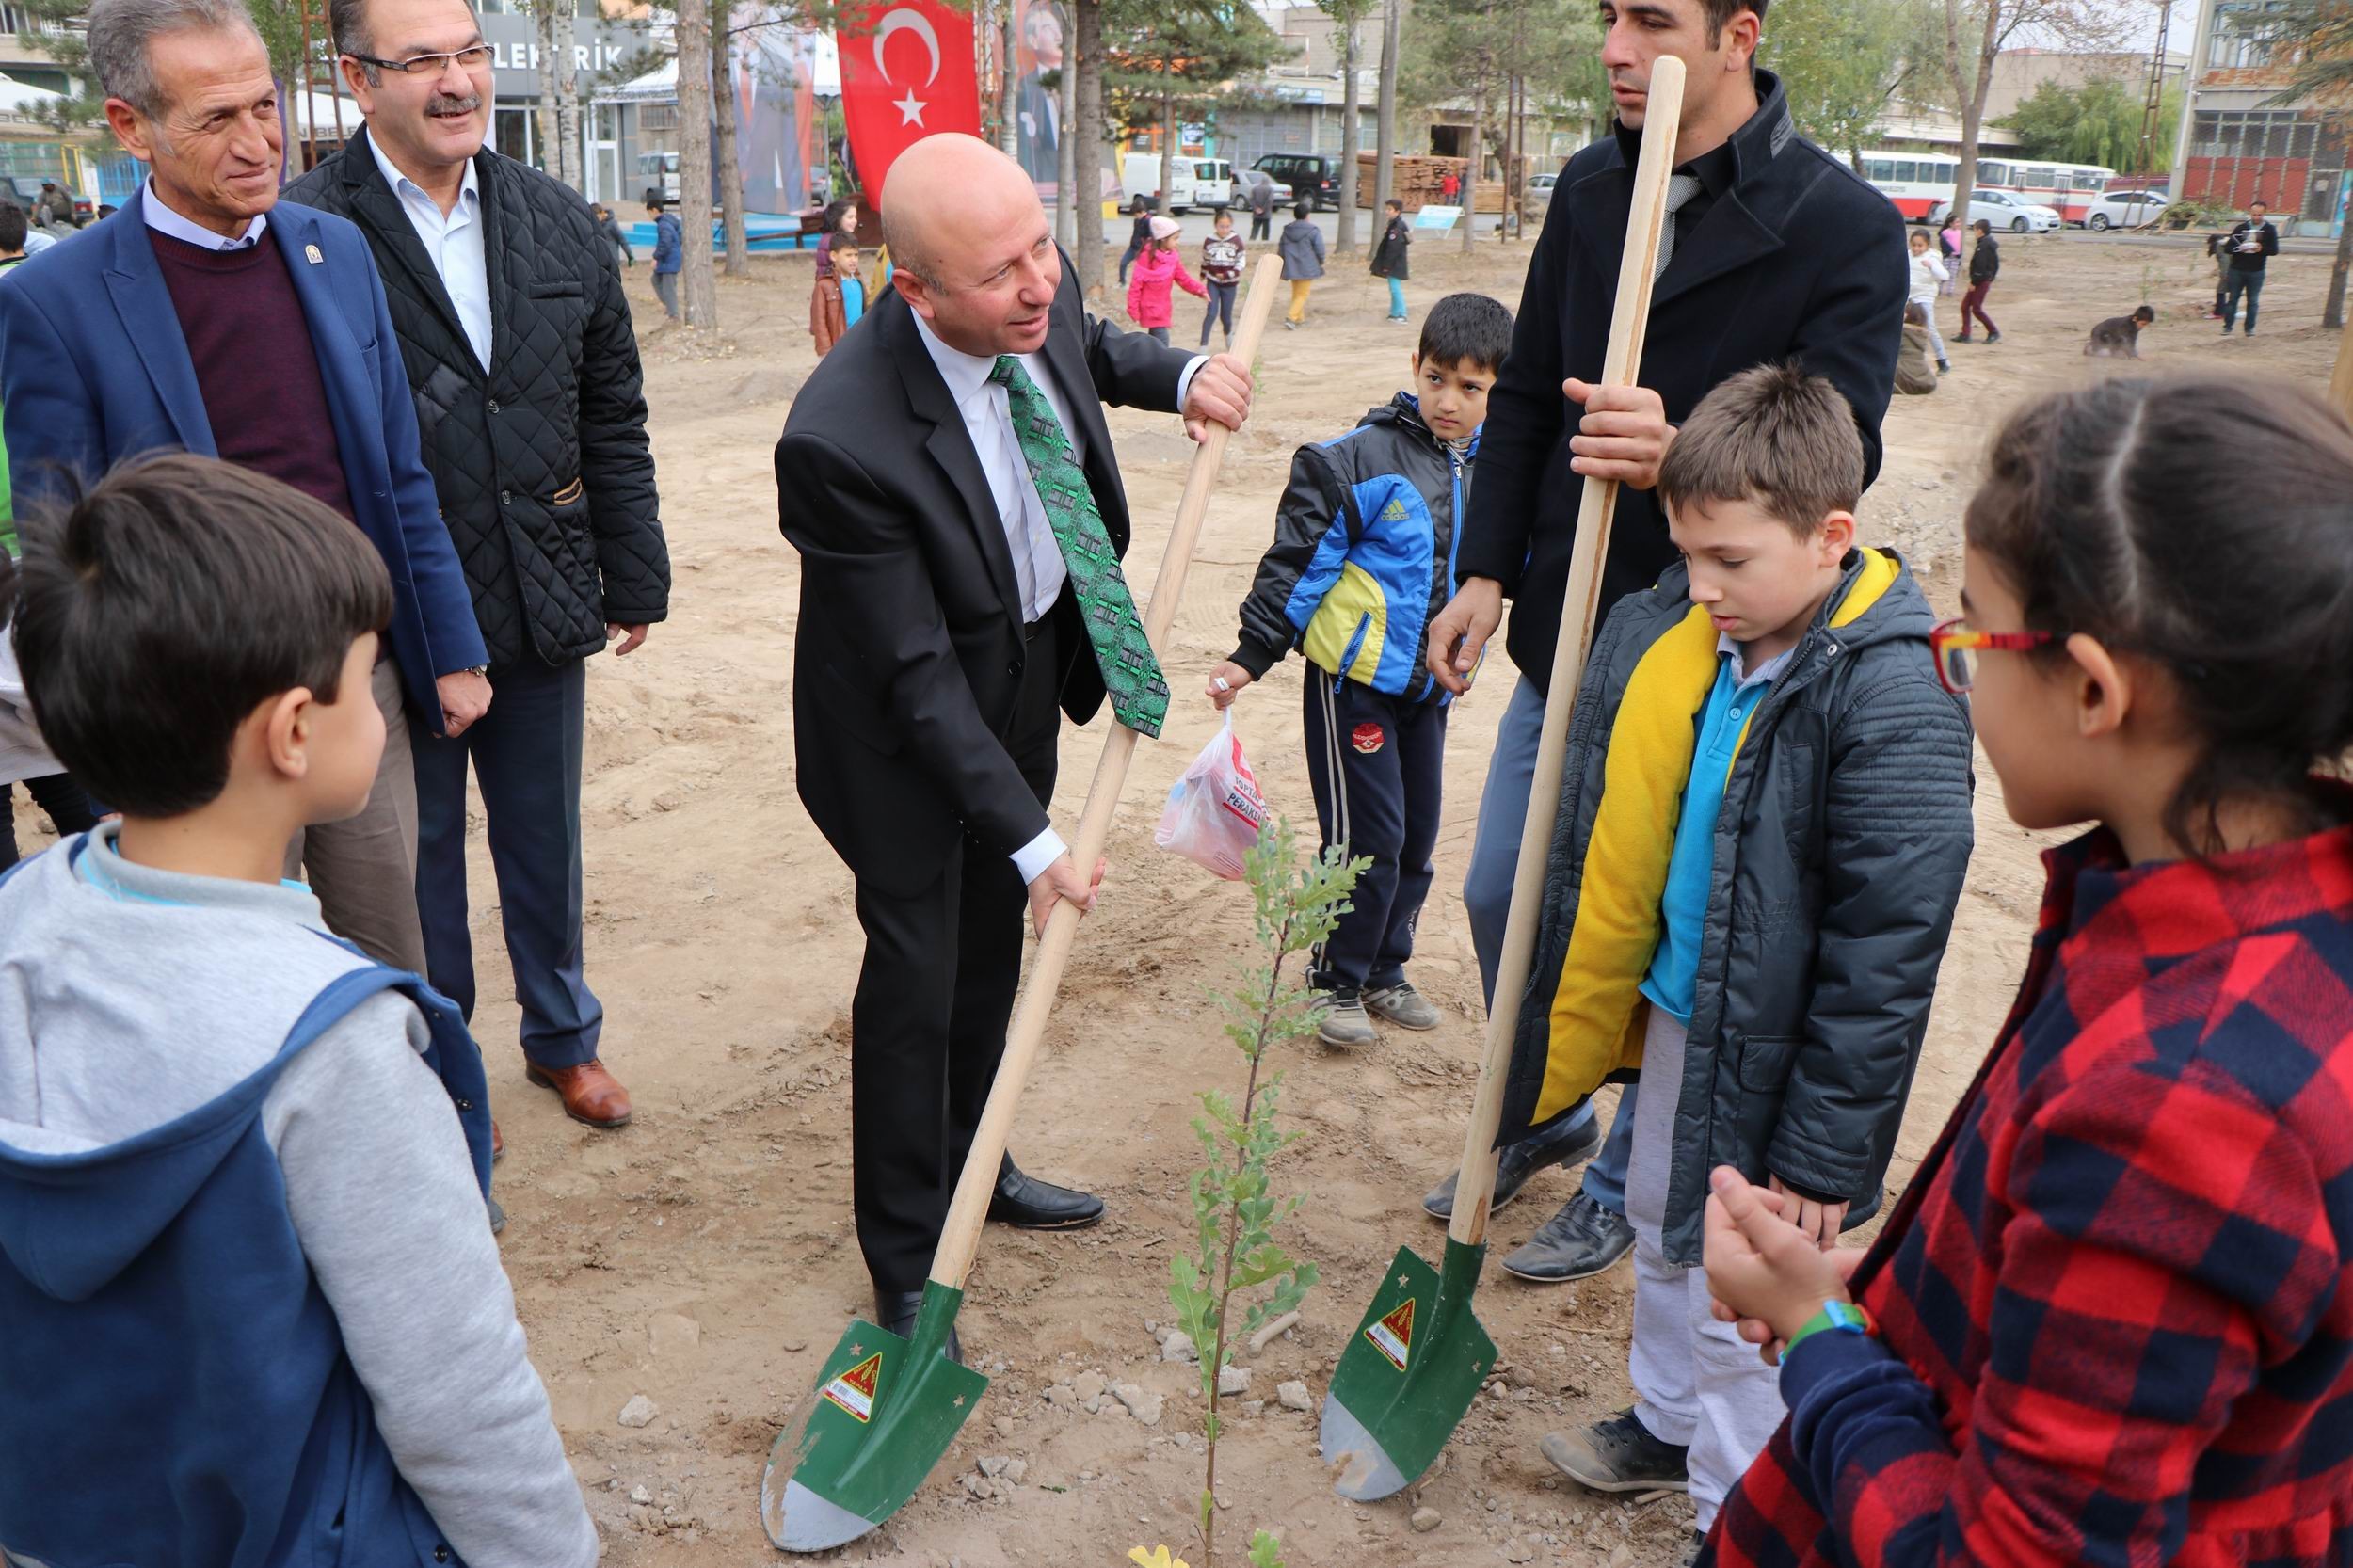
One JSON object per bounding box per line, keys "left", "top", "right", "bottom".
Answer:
{"left": 1654, "top": 174, "right": 1705, "bottom": 281}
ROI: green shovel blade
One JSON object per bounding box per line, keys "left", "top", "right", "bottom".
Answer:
{"left": 760, "top": 1280, "right": 988, "bottom": 1552}
{"left": 1319, "top": 1239, "right": 1495, "bottom": 1500}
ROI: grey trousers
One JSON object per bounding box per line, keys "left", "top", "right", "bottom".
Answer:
{"left": 284, "top": 656, "right": 427, "bottom": 975}
{"left": 652, "top": 270, "right": 680, "bottom": 319}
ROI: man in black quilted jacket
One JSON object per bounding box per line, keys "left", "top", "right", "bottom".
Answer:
{"left": 284, "top": 0, "right": 669, "bottom": 1140}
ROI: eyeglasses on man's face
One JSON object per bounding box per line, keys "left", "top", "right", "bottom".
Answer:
{"left": 349, "top": 43, "right": 493, "bottom": 76}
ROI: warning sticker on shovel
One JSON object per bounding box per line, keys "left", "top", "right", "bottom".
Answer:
{"left": 822, "top": 1352, "right": 885, "bottom": 1422}
{"left": 1364, "top": 1297, "right": 1416, "bottom": 1371}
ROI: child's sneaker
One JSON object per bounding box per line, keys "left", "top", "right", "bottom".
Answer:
{"left": 1364, "top": 981, "right": 1441, "bottom": 1031}
{"left": 1317, "top": 994, "right": 1377, "bottom": 1048}
{"left": 1539, "top": 1407, "right": 1690, "bottom": 1494}
{"left": 1500, "top": 1190, "right": 1635, "bottom": 1282}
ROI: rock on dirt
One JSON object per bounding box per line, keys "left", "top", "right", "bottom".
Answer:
{"left": 1411, "top": 1507, "right": 1441, "bottom": 1532}
{"left": 1074, "top": 1369, "right": 1108, "bottom": 1413}
{"left": 1160, "top": 1329, "right": 1199, "bottom": 1363}
{"left": 616, "top": 1395, "right": 658, "bottom": 1429}
{"left": 1275, "top": 1380, "right": 1313, "bottom": 1413}
{"left": 1113, "top": 1383, "right": 1165, "bottom": 1426}
{"left": 1218, "top": 1365, "right": 1251, "bottom": 1396}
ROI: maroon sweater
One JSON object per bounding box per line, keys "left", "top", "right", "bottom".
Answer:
{"left": 151, "top": 226, "right": 356, "bottom": 520}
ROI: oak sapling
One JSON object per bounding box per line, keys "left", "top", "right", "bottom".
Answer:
{"left": 1165, "top": 818, "right": 1365, "bottom": 1565}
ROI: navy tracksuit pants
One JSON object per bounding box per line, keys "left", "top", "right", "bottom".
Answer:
{"left": 1301, "top": 672, "right": 1447, "bottom": 998}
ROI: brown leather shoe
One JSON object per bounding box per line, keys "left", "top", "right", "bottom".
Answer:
{"left": 525, "top": 1061, "right": 633, "bottom": 1128}
{"left": 491, "top": 1119, "right": 504, "bottom": 1162}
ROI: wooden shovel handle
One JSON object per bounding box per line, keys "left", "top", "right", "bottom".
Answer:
{"left": 1447, "top": 57, "right": 1688, "bottom": 1249}
{"left": 929, "top": 253, "right": 1288, "bottom": 1292}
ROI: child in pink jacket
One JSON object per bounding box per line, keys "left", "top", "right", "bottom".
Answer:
{"left": 1127, "top": 215, "right": 1206, "bottom": 345}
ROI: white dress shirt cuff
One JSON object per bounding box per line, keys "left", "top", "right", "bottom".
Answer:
{"left": 1175, "top": 354, "right": 1209, "bottom": 415}
{"left": 1012, "top": 826, "right": 1067, "bottom": 885}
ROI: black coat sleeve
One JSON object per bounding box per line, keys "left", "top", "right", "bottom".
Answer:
{"left": 577, "top": 213, "right": 669, "bottom": 625}
{"left": 1455, "top": 194, "right": 1568, "bottom": 594}
{"left": 776, "top": 431, "right": 1050, "bottom": 856}
{"left": 1080, "top": 305, "right": 1193, "bottom": 412}
{"left": 1769, "top": 671, "right": 1975, "bottom": 1200}
{"left": 1789, "top": 197, "right": 1908, "bottom": 489}
{"left": 1231, "top": 443, "right": 1350, "bottom": 676}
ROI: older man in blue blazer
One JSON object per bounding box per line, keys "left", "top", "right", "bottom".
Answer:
{"left": 0, "top": 0, "right": 488, "bottom": 975}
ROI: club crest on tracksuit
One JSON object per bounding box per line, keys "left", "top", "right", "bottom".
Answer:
{"left": 1352, "top": 723, "right": 1385, "bottom": 755}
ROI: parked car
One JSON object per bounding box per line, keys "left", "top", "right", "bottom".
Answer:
{"left": 2083, "top": 188, "right": 2169, "bottom": 230}
{"left": 1251, "top": 153, "right": 1342, "bottom": 211}
{"left": 1926, "top": 188, "right": 2061, "bottom": 233}
{"left": 1232, "top": 168, "right": 1292, "bottom": 208}
{"left": 1529, "top": 170, "right": 1557, "bottom": 208}
{"left": 2, "top": 175, "right": 90, "bottom": 226}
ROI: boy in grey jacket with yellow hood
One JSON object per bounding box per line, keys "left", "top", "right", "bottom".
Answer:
{"left": 1500, "top": 367, "right": 1974, "bottom": 1534}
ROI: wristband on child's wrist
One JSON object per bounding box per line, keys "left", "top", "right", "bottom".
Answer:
{"left": 1784, "top": 1299, "right": 1873, "bottom": 1358}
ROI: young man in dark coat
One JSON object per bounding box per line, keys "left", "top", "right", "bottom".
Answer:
{"left": 1369, "top": 196, "right": 1411, "bottom": 321}
{"left": 284, "top": 0, "right": 669, "bottom": 1141}
{"left": 2221, "top": 200, "right": 2280, "bottom": 335}
{"left": 1417, "top": 0, "right": 1907, "bottom": 1288}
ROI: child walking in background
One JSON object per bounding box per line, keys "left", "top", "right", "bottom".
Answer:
{"left": 1126, "top": 216, "right": 1205, "bottom": 346}
{"left": 1521, "top": 366, "right": 1975, "bottom": 1542}
{"left": 1906, "top": 230, "right": 1948, "bottom": 372}
{"left": 0, "top": 456, "right": 594, "bottom": 1568}
{"left": 1705, "top": 374, "right": 2353, "bottom": 1568}
{"left": 1370, "top": 197, "right": 1411, "bottom": 322}
{"left": 809, "top": 243, "right": 849, "bottom": 357}
{"left": 1207, "top": 294, "right": 1514, "bottom": 1047}
{"left": 1957, "top": 217, "right": 2000, "bottom": 344}
{"left": 836, "top": 238, "right": 867, "bottom": 331}
{"left": 1280, "top": 201, "right": 1325, "bottom": 329}
{"left": 1117, "top": 195, "right": 1153, "bottom": 284}
{"left": 1199, "top": 210, "right": 1245, "bottom": 349}
{"left": 1937, "top": 216, "right": 1961, "bottom": 294}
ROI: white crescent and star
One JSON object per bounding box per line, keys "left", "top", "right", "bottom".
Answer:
{"left": 872, "top": 8, "right": 939, "bottom": 126}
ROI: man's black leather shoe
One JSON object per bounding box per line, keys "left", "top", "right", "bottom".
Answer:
{"left": 1423, "top": 1114, "right": 1604, "bottom": 1222}
{"left": 988, "top": 1157, "right": 1105, "bottom": 1230}
{"left": 874, "top": 1289, "right": 963, "bottom": 1365}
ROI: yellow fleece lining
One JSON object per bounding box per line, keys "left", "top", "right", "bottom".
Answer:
{"left": 1529, "top": 550, "right": 1899, "bottom": 1121}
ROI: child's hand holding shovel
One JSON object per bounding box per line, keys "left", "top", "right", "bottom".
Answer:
{"left": 1703, "top": 1166, "right": 1862, "bottom": 1367}
{"left": 1206, "top": 661, "right": 1256, "bottom": 710}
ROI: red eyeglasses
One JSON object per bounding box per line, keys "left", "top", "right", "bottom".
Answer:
{"left": 1928, "top": 617, "right": 2056, "bottom": 695}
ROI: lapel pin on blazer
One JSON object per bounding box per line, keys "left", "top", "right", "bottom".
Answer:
{"left": 305, "top": 243, "right": 324, "bottom": 264}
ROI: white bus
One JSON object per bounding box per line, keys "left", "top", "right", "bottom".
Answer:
{"left": 1858, "top": 150, "right": 2113, "bottom": 226}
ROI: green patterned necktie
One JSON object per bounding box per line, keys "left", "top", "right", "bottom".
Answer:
{"left": 989, "top": 354, "right": 1170, "bottom": 739}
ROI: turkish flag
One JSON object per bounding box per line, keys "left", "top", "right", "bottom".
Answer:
{"left": 838, "top": 0, "right": 981, "bottom": 207}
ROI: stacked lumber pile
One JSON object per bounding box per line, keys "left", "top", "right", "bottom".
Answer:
{"left": 1355, "top": 152, "right": 1507, "bottom": 215}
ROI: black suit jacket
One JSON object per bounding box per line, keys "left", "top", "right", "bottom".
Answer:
{"left": 776, "top": 258, "right": 1193, "bottom": 896}
{"left": 1458, "top": 72, "right": 1907, "bottom": 693}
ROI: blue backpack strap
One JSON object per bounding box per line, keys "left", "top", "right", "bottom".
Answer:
{"left": 289, "top": 947, "right": 496, "bottom": 1196}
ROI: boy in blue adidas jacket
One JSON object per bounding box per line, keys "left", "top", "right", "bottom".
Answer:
{"left": 1209, "top": 292, "right": 1512, "bottom": 1047}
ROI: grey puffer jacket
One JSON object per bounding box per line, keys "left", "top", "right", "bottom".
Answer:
{"left": 1501, "top": 549, "right": 1975, "bottom": 1265}
{"left": 1278, "top": 218, "right": 1325, "bottom": 280}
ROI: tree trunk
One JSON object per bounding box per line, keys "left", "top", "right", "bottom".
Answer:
{"left": 1373, "top": 0, "right": 1398, "bottom": 217}
{"left": 552, "top": 7, "right": 580, "bottom": 189}
{"left": 675, "top": 0, "right": 719, "bottom": 327}
{"left": 1000, "top": 2, "right": 1021, "bottom": 158}
{"left": 1944, "top": 0, "right": 1998, "bottom": 231}
{"left": 1056, "top": 54, "right": 1078, "bottom": 248}
{"left": 1335, "top": 16, "right": 1359, "bottom": 253}
{"left": 1074, "top": 0, "right": 1107, "bottom": 296}
{"left": 1462, "top": 77, "right": 1481, "bottom": 255}
{"left": 535, "top": 0, "right": 561, "bottom": 176}
{"left": 2325, "top": 201, "right": 2350, "bottom": 331}
{"left": 714, "top": 19, "right": 747, "bottom": 277}
{"left": 1160, "top": 85, "right": 1177, "bottom": 216}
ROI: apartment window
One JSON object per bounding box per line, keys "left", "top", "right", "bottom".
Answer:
{"left": 639, "top": 103, "right": 679, "bottom": 133}
{"left": 2208, "top": 0, "right": 2285, "bottom": 69}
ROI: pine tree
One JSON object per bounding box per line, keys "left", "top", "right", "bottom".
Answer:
{"left": 1100, "top": 0, "right": 1290, "bottom": 212}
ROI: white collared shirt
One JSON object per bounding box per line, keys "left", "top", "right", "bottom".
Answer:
{"left": 906, "top": 312, "right": 1205, "bottom": 884}
{"left": 141, "top": 180, "right": 268, "bottom": 251}
{"left": 367, "top": 135, "right": 491, "bottom": 371}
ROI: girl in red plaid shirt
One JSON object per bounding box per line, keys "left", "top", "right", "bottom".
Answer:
{"left": 1702, "top": 375, "right": 2353, "bottom": 1568}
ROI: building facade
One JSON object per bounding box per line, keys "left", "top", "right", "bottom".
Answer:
{"left": 2174, "top": 0, "right": 2347, "bottom": 233}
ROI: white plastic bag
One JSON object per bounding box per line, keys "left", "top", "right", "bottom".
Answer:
{"left": 1153, "top": 713, "right": 1269, "bottom": 881}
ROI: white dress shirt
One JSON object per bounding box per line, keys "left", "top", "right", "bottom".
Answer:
{"left": 367, "top": 135, "right": 492, "bottom": 371}
{"left": 142, "top": 180, "right": 268, "bottom": 251}
{"left": 908, "top": 310, "right": 1205, "bottom": 885}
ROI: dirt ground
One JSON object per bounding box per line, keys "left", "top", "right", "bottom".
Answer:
{"left": 20, "top": 224, "right": 2345, "bottom": 1567}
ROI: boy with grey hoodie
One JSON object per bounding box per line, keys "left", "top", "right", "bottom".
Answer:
{"left": 0, "top": 456, "right": 594, "bottom": 1568}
